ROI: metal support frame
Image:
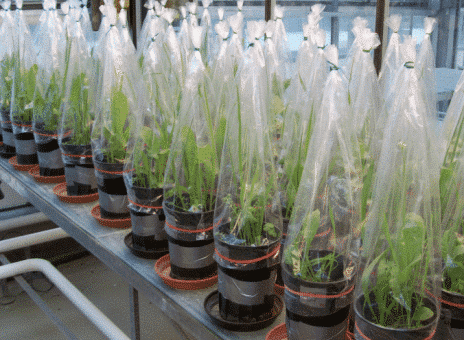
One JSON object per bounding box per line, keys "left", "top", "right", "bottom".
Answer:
{"left": 374, "top": 0, "right": 387, "bottom": 74}
{"left": 129, "top": 287, "right": 141, "bottom": 340}
{"left": 0, "top": 255, "right": 79, "bottom": 340}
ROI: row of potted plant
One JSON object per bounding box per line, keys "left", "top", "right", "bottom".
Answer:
{"left": 3, "top": 1, "right": 464, "bottom": 337}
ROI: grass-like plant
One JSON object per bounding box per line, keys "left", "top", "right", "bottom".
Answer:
{"left": 99, "top": 84, "right": 131, "bottom": 163}
{"left": 284, "top": 208, "right": 340, "bottom": 282}
{"left": 440, "top": 107, "right": 464, "bottom": 295}
{"left": 0, "top": 56, "right": 14, "bottom": 112}
{"left": 62, "top": 72, "right": 93, "bottom": 145}
{"left": 216, "top": 84, "right": 280, "bottom": 246}
{"left": 132, "top": 122, "right": 172, "bottom": 189}
{"left": 11, "top": 59, "right": 38, "bottom": 123}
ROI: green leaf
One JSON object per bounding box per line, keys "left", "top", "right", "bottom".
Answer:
{"left": 412, "top": 306, "right": 434, "bottom": 321}
{"left": 263, "top": 223, "right": 276, "bottom": 237}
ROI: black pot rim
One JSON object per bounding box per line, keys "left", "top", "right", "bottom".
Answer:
{"left": 282, "top": 252, "right": 354, "bottom": 287}
{"left": 354, "top": 293, "right": 439, "bottom": 333}
{"left": 163, "top": 198, "right": 215, "bottom": 217}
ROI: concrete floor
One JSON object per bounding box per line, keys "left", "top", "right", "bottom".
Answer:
{"left": 0, "top": 254, "right": 185, "bottom": 340}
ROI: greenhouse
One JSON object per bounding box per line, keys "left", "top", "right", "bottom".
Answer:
{"left": 0, "top": 0, "right": 464, "bottom": 339}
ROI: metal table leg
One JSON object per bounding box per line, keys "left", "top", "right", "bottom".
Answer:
{"left": 129, "top": 286, "right": 141, "bottom": 340}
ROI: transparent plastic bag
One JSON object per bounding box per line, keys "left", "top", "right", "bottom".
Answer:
{"left": 417, "top": 17, "right": 438, "bottom": 126}
{"left": 33, "top": 0, "right": 65, "bottom": 136}
{"left": 378, "top": 15, "right": 402, "bottom": 100}
{"left": 117, "top": 1, "right": 135, "bottom": 56}
{"left": 282, "top": 45, "right": 359, "bottom": 292}
{"left": 10, "top": 0, "right": 37, "bottom": 129}
{"left": 59, "top": 4, "right": 95, "bottom": 150}
{"left": 163, "top": 25, "right": 221, "bottom": 216}
{"left": 356, "top": 38, "right": 441, "bottom": 337}
{"left": 0, "top": 1, "right": 15, "bottom": 155}
{"left": 91, "top": 7, "right": 142, "bottom": 165}
{"left": 213, "top": 35, "right": 282, "bottom": 258}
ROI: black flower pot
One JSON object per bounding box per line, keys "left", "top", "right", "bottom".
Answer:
{"left": 94, "top": 160, "right": 130, "bottom": 220}
{"left": 127, "top": 185, "right": 168, "bottom": 251}
{"left": 1, "top": 109, "right": 15, "bottom": 158}
{"left": 60, "top": 144, "right": 98, "bottom": 196}
{"left": 34, "top": 132, "right": 64, "bottom": 177}
{"left": 214, "top": 223, "right": 282, "bottom": 323}
{"left": 282, "top": 250, "right": 354, "bottom": 340}
{"left": 354, "top": 293, "right": 438, "bottom": 340}
{"left": 441, "top": 288, "right": 464, "bottom": 339}
{"left": 163, "top": 196, "right": 217, "bottom": 280}
{"left": 12, "top": 123, "right": 38, "bottom": 165}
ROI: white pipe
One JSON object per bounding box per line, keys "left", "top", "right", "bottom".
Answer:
{"left": 0, "top": 259, "right": 130, "bottom": 340}
{"left": 0, "top": 212, "right": 50, "bottom": 232}
{"left": 0, "top": 228, "right": 69, "bottom": 254}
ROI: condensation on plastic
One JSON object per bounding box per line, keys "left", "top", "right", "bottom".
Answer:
{"left": 356, "top": 37, "right": 441, "bottom": 334}
{"left": 282, "top": 45, "right": 360, "bottom": 293}
{"left": 378, "top": 15, "right": 402, "bottom": 100}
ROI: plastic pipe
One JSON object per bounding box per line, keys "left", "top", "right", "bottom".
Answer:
{"left": 0, "top": 258, "right": 130, "bottom": 340}
{"left": 0, "top": 228, "right": 69, "bottom": 254}
{"left": 0, "top": 212, "right": 50, "bottom": 232}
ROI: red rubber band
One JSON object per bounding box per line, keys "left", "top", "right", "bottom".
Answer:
{"left": 165, "top": 221, "right": 215, "bottom": 234}
{"left": 355, "top": 321, "right": 436, "bottom": 340}
{"left": 128, "top": 198, "right": 162, "bottom": 210}
{"left": 33, "top": 130, "right": 72, "bottom": 138}
{"left": 11, "top": 122, "right": 32, "bottom": 128}
{"left": 95, "top": 167, "right": 134, "bottom": 175}
{"left": 215, "top": 244, "right": 281, "bottom": 264}
{"left": 316, "top": 227, "right": 331, "bottom": 238}
{"left": 426, "top": 289, "right": 464, "bottom": 309}
{"left": 62, "top": 153, "right": 93, "bottom": 158}
{"left": 285, "top": 284, "right": 354, "bottom": 299}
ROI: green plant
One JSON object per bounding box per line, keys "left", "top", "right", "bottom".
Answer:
{"left": 100, "top": 84, "right": 131, "bottom": 163}
{"left": 439, "top": 106, "right": 464, "bottom": 294}
{"left": 217, "top": 84, "right": 279, "bottom": 246}
{"left": 284, "top": 204, "right": 341, "bottom": 282}
{"left": 132, "top": 122, "right": 172, "bottom": 189}
{"left": 361, "top": 212, "right": 433, "bottom": 328}
{"left": 165, "top": 79, "right": 224, "bottom": 212}
{"left": 166, "top": 125, "right": 217, "bottom": 211}
{"left": 33, "top": 71, "right": 62, "bottom": 132}
{"left": 278, "top": 104, "right": 314, "bottom": 219}
{"left": 0, "top": 56, "right": 14, "bottom": 111}
{"left": 11, "top": 60, "right": 38, "bottom": 123}
{"left": 62, "top": 72, "right": 92, "bottom": 145}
